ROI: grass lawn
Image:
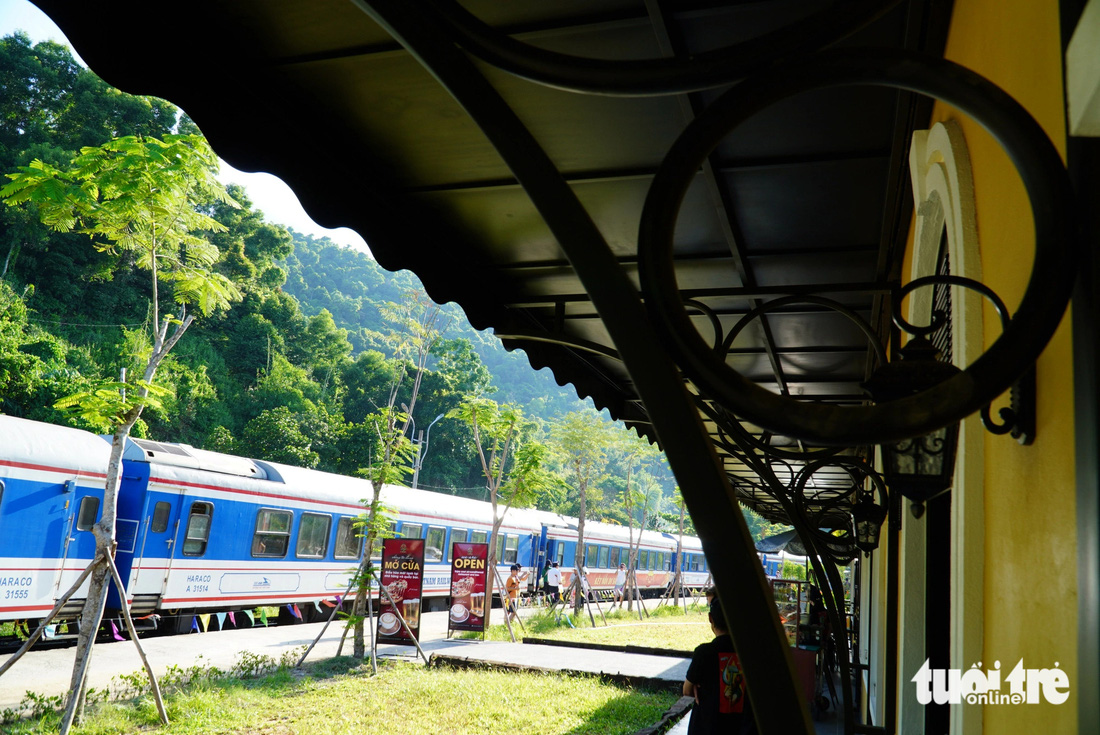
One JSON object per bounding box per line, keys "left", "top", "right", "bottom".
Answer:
{"left": 478, "top": 602, "right": 713, "bottom": 652}
{"left": 1, "top": 654, "right": 680, "bottom": 734}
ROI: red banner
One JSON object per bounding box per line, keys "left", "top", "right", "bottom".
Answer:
{"left": 447, "top": 542, "right": 489, "bottom": 633}
{"left": 377, "top": 538, "right": 425, "bottom": 644}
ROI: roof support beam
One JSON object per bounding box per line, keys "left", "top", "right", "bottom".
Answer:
{"left": 352, "top": 3, "right": 814, "bottom": 731}
{"left": 643, "top": 0, "right": 794, "bottom": 397}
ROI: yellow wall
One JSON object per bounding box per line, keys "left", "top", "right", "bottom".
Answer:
{"left": 926, "top": 1, "right": 1076, "bottom": 732}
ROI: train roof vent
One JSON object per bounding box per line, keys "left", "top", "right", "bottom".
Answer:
{"left": 124, "top": 438, "right": 268, "bottom": 480}
{"left": 132, "top": 439, "right": 192, "bottom": 457}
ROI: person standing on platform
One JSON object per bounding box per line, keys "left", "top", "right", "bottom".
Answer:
{"left": 504, "top": 563, "right": 528, "bottom": 622}
{"left": 613, "top": 563, "right": 627, "bottom": 607}
{"left": 546, "top": 562, "right": 562, "bottom": 605}
{"left": 683, "top": 598, "right": 755, "bottom": 734}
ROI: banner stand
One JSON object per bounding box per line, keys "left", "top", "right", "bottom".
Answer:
{"left": 371, "top": 569, "right": 429, "bottom": 665}
{"left": 447, "top": 542, "right": 491, "bottom": 640}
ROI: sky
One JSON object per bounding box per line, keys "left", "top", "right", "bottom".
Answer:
{"left": 0, "top": 0, "right": 371, "bottom": 254}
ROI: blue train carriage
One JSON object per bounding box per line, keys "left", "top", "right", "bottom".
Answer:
{"left": 524, "top": 508, "right": 574, "bottom": 589}
{"left": 111, "top": 445, "right": 371, "bottom": 632}
{"left": 547, "top": 518, "right": 676, "bottom": 595}
{"left": 760, "top": 552, "right": 783, "bottom": 578}
{"left": 0, "top": 416, "right": 112, "bottom": 623}
{"left": 674, "top": 533, "right": 711, "bottom": 590}
{"left": 376, "top": 486, "right": 542, "bottom": 610}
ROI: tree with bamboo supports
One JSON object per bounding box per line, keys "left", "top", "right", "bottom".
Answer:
{"left": 0, "top": 134, "right": 240, "bottom": 733}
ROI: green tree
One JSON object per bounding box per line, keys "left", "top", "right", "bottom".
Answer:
{"left": 745, "top": 509, "right": 789, "bottom": 544}
{"left": 548, "top": 409, "right": 612, "bottom": 613}
{"left": 1, "top": 133, "right": 240, "bottom": 732}
{"left": 240, "top": 406, "right": 320, "bottom": 467}
{"left": 349, "top": 290, "right": 449, "bottom": 662}
{"left": 449, "top": 397, "right": 553, "bottom": 632}
{"left": 0, "top": 33, "right": 179, "bottom": 319}
{"left": 612, "top": 433, "right": 663, "bottom": 612}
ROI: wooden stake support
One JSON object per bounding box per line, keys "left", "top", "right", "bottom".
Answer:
{"left": 370, "top": 569, "right": 429, "bottom": 665}
{"left": 105, "top": 554, "right": 168, "bottom": 725}
{"left": 298, "top": 578, "right": 357, "bottom": 667}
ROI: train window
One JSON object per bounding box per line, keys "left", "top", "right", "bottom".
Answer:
{"left": 691, "top": 555, "right": 700, "bottom": 571}
{"left": 656, "top": 552, "right": 665, "bottom": 571}
{"left": 502, "top": 535, "right": 519, "bottom": 564}
{"left": 609, "top": 547, "right": 620, "bottom": 568}
{"left": 555, "top": 544, "right": 565, "bottom": 566}
{"left": 598, "top": 546, "right": 609, "bottom": 568}
{"left": 76, "top": 496, "right": 101, "bottom": 531}
{"left": 296, "top": 513, "right": 331, "bottom": 558}
{"left": 448, "top": 528, "right": 468, "bottom": 560}
{"left": 252, "top": 508, "right": 292, "bottom": 557}
{"left": 182, "top": 502, "right": 212, "bottom": 556}
{"left": 638, "top": 549, "right": 648, "bottom": 570}
{"left": 471, "top": 529, "right": 488, "bottom": 545}
{"left": 401, "top": 523, "right": 422, "bottom": 540}
{"left": 425, "top": 526, "right": 445, "bottom": 562}
{"left": 0, "top": 479, "right": 5, "bottom": 508}
{"left": 151, "top": 501, "right": 171, "bottom": 533}
{"left": 370, "top": 521, "right": 398, "bottom": 560}
{"left": 334, "top": 517, "right": 362, "bottom": 559}
{"left": 585, "top": 544, "right": 597, "bottom": 567}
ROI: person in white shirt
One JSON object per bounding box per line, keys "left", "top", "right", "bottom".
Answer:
{"left": 613, "top": 563, "right": 628, "bottom": 607}
{"left": 546, "top": 562, "right": 562, "bottom": 604}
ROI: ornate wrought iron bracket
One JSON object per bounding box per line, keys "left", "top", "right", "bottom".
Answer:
{"left": 637, "top": 48, "right": 1077, "bottom": 446}
{"left": 894, "top": 275, "right": 1036, "bottom": 444}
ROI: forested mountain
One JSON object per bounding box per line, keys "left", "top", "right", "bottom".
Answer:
{"left": 281, "top": 231, "right": 589, "bottom": 419}
{"left": 0, "top": 31, "right": 788, "bottom": 540}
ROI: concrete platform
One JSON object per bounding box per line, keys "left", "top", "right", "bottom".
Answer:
{"left": 0, "top": 605, "right": 844, "bottom": 733}
{"left": 430, "top": 640, "right": 688, "bottom": 690}
{"left": 0, "top": 606, "right": 688, "bottom": 710}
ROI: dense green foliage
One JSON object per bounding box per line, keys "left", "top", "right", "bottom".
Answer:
{"left": 0, "top": 31, "right": 796, "bottom": 541}
{"left": 282, "top": 232, "right": 590, "bottom": 417}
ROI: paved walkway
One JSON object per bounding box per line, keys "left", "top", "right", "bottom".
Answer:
{"left": 0, "top": 606, "right": 845, "bottom": 733}
{"left": 432, "top": 639, "right": 688, "bottom": 684}
{"left": 0, "top": 606, "right": 688, "bottom": 711}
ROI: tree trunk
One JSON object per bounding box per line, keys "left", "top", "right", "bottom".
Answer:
{"left": 60, "top": 426, "right": 132, "bottom": 733}
{"left": 1, "top": 242, "right": 18, "bottom": 280}
{"left": 485, "top": 518, "right": 501, "bottom": 631}
{"left": 573, "top": 474, "right": 587, "bottom": 615}
{"left": 353, "top": 489, "right": 384, "bottom": 660}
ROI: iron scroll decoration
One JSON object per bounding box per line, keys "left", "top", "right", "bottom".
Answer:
{"left": 637, "top": 48, "right": 1078, "bottom": 447}
{"left": 709, "top": 293, "right": 889, "bottom": 460}
{"left": 426, "top": 0, "right": 904, "bottom": 96}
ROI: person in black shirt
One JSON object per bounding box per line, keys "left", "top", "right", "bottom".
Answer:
{"left": 683, "top": 598, "right": 756, "bottom": 734}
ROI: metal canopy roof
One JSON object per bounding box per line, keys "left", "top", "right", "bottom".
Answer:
{"left": 32, "top": 0, "right": 951, "bottom": 524}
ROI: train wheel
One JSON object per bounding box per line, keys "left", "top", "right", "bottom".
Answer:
{"left": 159, "top": 611, "right": 195, "bottom": 635}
